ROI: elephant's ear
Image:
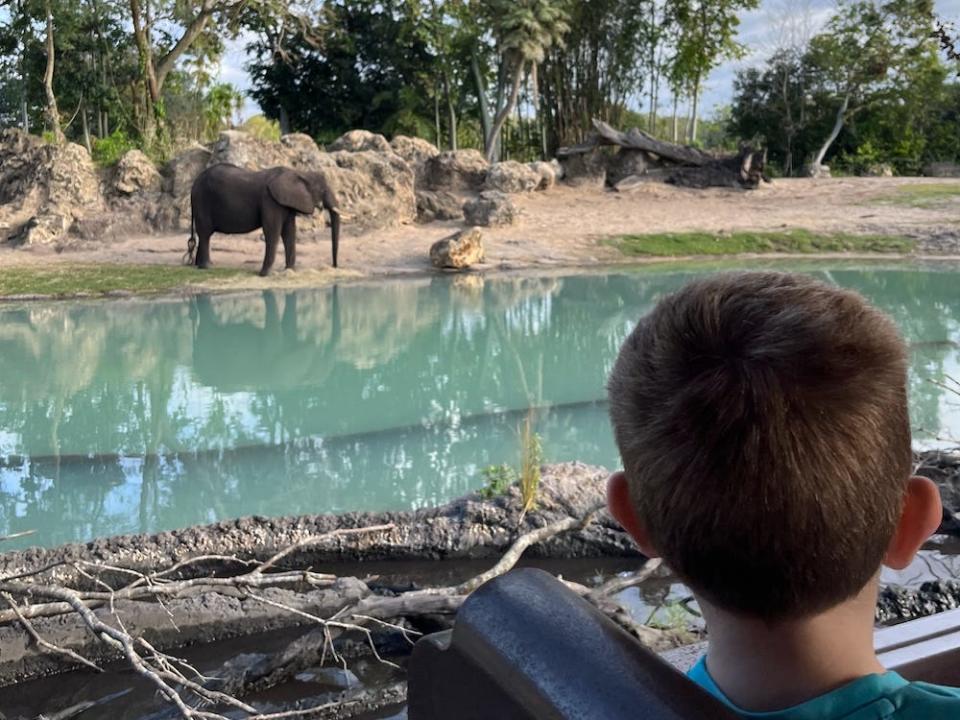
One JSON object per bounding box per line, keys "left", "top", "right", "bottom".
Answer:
{"left": 267, "top": 172, "right": 315, "bottom": 215}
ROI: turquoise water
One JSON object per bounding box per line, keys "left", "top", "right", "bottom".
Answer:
{"left": 1, "top": 263, "right": 958, "bottom": 549}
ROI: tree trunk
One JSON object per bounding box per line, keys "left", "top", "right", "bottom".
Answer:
{"left": 43, "top": 0, "right": 64, "bottom": 143}
{"left": 672, "top": 94, "right": 679, "bottom": 143}
{"left": 471, "top": 51, "right": 492, "bottom": 157}
{"left": 278, "top": 105, "right": 290, "bottom": 135}
{"left": 442, "top": 71, "right": 457, "bottom": 151}
{"left": 812, "top": 92, "right": 850, "bottom": 168}
{"left": 434, "top": 85, "right": 442, "bottom": 147}
{"left": 486, "top": 59, "right": 524, "bottom": 163}
{"left": 689, "top": 74, "right": 701, "bottom": 144}
{"left": 81, "top": 102, "right": 92, "bottom": 153}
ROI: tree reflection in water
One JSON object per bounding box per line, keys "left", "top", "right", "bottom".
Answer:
{"left": 0, "top": 266, "right": 957, "bottom": 548}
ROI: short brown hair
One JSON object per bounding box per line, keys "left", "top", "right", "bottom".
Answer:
{"left": 607, "top": 272, "right": 911, "bottom": 620}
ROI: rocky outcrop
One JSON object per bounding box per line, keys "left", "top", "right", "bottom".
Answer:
{"left": 463, "top": 190, "right": 517, "bottom": 227}
{"left": 390, "top": 135, "right": 439, "bottom": 186}
{"left": 484, "top": 161, "right": 541, "bottom": 193}
{"left": 430, "top": 227, "right": 484, "bottom": 269}
{"left": 0, "top": 130, "right": 103, "bottom": 246}
{"left": 110, "top": 149, "right": 163, "bottom": 195}
{"left": 327, "top": 150, "right": 417, "bottom": 229}
{"left": 424, "top": 150, "right": 488, "bottom": 191}
{"left": 416, "top": 189, "right": 465, "bottom": 222}
{"left": 328, "top": 129, "right": 392, "bottom": 154}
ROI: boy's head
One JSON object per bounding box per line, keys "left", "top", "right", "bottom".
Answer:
{"left": 606, "top": 271, "right": 940, "bottom": 622}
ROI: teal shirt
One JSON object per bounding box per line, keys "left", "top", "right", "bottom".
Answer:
{"left": 689, "top": 657, "right": 960, "bottom": 719}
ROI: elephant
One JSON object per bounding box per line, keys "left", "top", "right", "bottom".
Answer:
{"left": 188, "top": 164, "right": 346, "bottom": 276}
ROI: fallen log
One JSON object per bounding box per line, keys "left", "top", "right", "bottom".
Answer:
{"left": 557, "top": 118, "right": 769, "bottom": 190}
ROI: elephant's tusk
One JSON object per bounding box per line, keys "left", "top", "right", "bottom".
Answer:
{"left": 330, "top": 207, "right": 354, "bottom": 220}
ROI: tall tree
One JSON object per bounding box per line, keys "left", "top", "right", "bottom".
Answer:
{"left": 670, "top": 0, "right": 758, "bottom": 144}
{"left": 482, "top": 0, "right": 570, "bottom": 162}
{"left": 806, "top": 0, "right": 937, "bottom": 170}
{"left": 41, "top": 0, "right": 63, "bottom": 142}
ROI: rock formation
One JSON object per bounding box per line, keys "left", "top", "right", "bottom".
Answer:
{"left": 464, "top": 191, "right": 517, "bottom": 227}
{"left": 430, "top": 227, "right": 485, "bottom": 269}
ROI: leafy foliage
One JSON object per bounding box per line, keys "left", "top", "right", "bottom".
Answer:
{"left": 479, "top": 464, "right": 517, "bottom": 498}
{"left": 92, "top": 129, "right": 139, "bottom": 167}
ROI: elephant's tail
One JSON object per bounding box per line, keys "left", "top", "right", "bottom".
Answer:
{"left": 183, "top": 206, "right": 197, "bottom": 265}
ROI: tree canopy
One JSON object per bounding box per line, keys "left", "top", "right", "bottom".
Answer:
{"left": 1, "top": 0, "right": 958, "bottom": 173}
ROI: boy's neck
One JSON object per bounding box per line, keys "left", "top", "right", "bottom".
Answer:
{"left": 700, "top": 583, "right": 886, "bottom": 713}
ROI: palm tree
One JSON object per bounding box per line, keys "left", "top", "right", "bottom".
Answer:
{"left": 483, "top": 0, "right": 570, "bottom": 162}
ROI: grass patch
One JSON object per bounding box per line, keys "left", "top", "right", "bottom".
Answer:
{"left": 606, "top": 229, "right": 914, "bottom": 257}
{"left": 0, "top": 264, "right": 246, "bottom": 299}
{"left": 876, "top": 183, "right": 960, "bottom": 208}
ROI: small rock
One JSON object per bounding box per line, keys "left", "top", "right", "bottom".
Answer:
{"left": 417, "top": 189, "right": 465, "bottom": 222}
{"left": 528, "top": 161, "right": 558, "bottom": 190}
{"left": 424, "top": 150, "right": 488, "bottom": 191}
{"left": 484, "top": 160, "right": 541, "bottom": 193}
{"left": 862, "top": 163, "right": 894, "bottom": 177}
{"left": 295, "top": 666, "right": 361, "bottom": 689}
{"left": 463, "top": 191, "right": 517, "bottom": 227}
{"left": 8, "top": 213, "right": 70, "bottom": 246}
{"left": 112, "top": 149, "right": 162, "bottom": 195}
{"left": 804, "top": 163, "right": 831, "bottom": 179}
{"left": 328, "top": 129, "right": 392, "bottom": 154}
{"left": 430, "top": 227, "right": 485, "bottom": 269}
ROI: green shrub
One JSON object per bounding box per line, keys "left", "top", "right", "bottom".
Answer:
{"left": 479, "top": 464, "right": 517, "bottom": 499}
{"left": 92, "top": 130, "right": 139, "bottom": 167}
{"left": 241, "top": 115, "right": 282, "bottom": 142}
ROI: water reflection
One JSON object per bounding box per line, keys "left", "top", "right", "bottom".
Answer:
{"left": 0, "top": 265, "right": 958, "bottom": 548}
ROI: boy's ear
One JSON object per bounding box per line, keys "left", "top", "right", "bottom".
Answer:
{"left": 884, "top": 476, "right": 943, "bottom": 570}
{"left": 606, "top": 471, "right": 660, "bottom": 558}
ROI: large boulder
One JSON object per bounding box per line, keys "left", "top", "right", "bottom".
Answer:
{"left": 327, "top": 130, "right": 391, "bottom": 154}
{"left": 209, "top": 130, "right": 289, "bottom": 169}
{"left": 430, "top": 227, "right": 484, "bottom": 269}
{"left": 417, "top": 190, "right": 465, "bottom": 223}
{"left": 0, "top": 130, "right": 103, "bottom": 245}
{"left": 922, "top": 161, "right": 960, "bottom": 178}
{"left": 424, "top": 150, "right": 488, "bottom": 191}
{"left": 326, "top": 150, "right": 417, "bottom": 229}
{"left": 484, "top": 161, "right": 541, "bottom": 193}
{"left": 463, "top": 190, "right": 517, "bottom": 227}
{"left": 111, "top": 149, "right": 162, "bottom": 195}
{"left": 391, "top": 135, "right": 440, "bottom": 186}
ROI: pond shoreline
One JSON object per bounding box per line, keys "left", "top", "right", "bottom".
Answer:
{"left": 2, "top": 250, "right": 960, "bottom": 303}
{"left": 0, "top": 453, "right": 957, "bottom": 688}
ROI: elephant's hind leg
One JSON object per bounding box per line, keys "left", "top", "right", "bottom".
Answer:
{"left": 195, "top": 224, "right": 214, "bottom": 269}
{"left": 281, "top": 214, "right": 297, "bottom": 270}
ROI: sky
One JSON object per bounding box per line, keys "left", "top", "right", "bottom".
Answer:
{"left": 218, "top": 0, "right": 960, "bottom": 125}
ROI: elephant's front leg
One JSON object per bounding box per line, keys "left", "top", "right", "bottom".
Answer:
{"left": 260, "top": 224, "right": 281, "bottom": 277}
{"left": 281, "top": 214, "right": 297, "bottom": 271}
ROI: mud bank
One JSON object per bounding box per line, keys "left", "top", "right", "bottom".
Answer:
{"left": 0, "top": 452, "right": 956, "bottom": 691}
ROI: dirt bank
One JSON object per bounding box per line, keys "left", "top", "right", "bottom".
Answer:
{"left": 2, "top": 177, "right": 959, "bottom": 294}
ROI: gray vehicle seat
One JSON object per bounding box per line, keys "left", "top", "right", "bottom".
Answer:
{"left": 407, "top": 567, "right": 738, "bottom": 719}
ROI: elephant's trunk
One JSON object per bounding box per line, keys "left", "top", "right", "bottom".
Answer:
{"left": 329, "top": 208, "right": 341, "bottom": 268}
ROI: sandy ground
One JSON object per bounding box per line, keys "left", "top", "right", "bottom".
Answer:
{"left": 2, "top": 177, "right": 959, "bottom": 288}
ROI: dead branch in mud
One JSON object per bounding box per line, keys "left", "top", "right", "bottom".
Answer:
{"left": 2, "top": 508, "right": 666, "bottom": 720}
